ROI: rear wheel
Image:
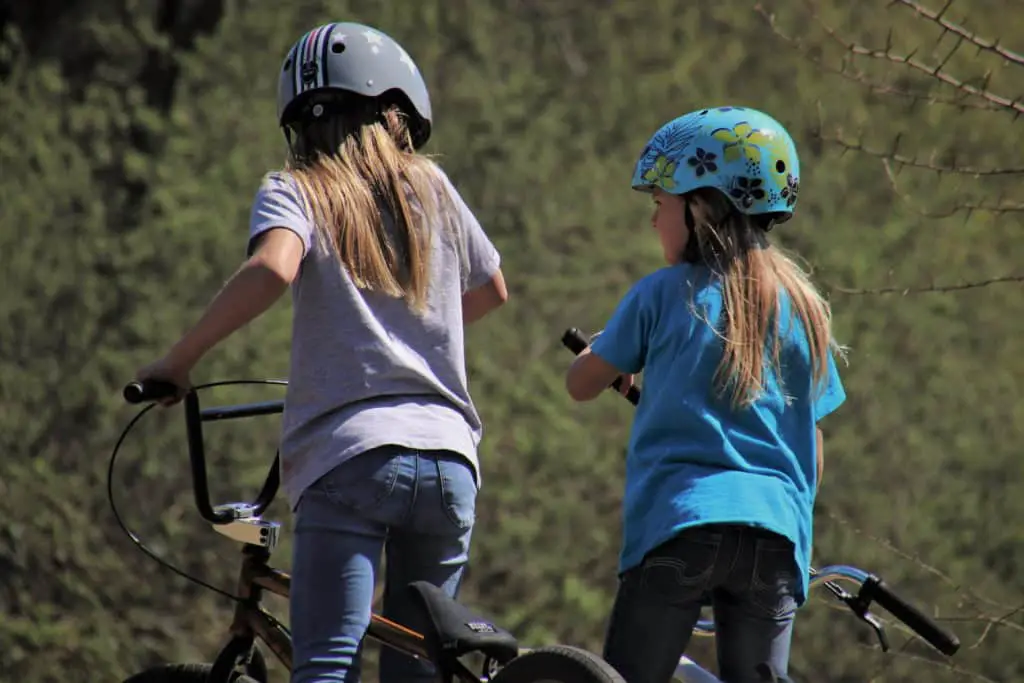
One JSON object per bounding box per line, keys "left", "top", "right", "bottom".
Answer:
{"left": 121, "top": 663, "right": 260, "bottom": 683}
{"left": 491, "top": 645, "right": 625, "bottom": 683}
{"left": 122, "top": 636, "right": 270, "bottom": 683}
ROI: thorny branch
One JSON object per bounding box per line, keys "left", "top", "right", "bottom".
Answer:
{"left": 891, "top": 0, "right": 1024, "bottom": 68}
{"left": 827, "top": 512, "right": 1024, "bottom": 646}
{"left": 756, "top": 1, "right": 1024, "bottom": 115}
{"left": 812, "top": 13, "right": 1024, "bottom": 116}
{"left": 826, "top": 273, "right": 1024, "bottom": 296}
{"left": 820, "top": 131, "right": 1024, "bottom": 177}
{"left": 881, "top": 159, "right": 1024, "bottom": 218}
{"left": 753, "top": 5, "right": 1004, "bottom": 111}
{"left": 755, "top": 1, "right": 1022, "bottom": 295}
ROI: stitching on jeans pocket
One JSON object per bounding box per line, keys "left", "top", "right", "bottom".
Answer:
{"left": 437, "top": 456, "right": 476, "bottom": 529}
{"left": 639, "top": 539, "right": 719, "bottom": 602}
{"left": 322, "top": 451, "right": 400, "bottom": 512}
{"left": 749, "top": 540, "right": 799, "bottom": 618}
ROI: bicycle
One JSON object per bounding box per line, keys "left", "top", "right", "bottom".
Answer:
{"left": 113, "top": 378, "right": 625, "bottom": 683}
{"left": 560, "top": 327, "right": 962, "bottom": 683}
{"left": 111, "top": 327, "right": 961, "bottom": 683}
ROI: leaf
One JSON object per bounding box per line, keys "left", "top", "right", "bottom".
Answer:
{"left": 712, "top": 128, "right": 736, "bottom": 144}
{"left": 746, "top": 130, "right": 772, "bottom": 147}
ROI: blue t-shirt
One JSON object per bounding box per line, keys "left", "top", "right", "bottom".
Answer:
{"left": 590, "top": 264, "right": 845, "bottom": 605}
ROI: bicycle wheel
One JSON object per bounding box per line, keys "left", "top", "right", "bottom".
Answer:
{"left": 121, "top": 663, "right": 260, "bottom": 683}
{"left": 491, "top": 645, "right": 625, "bottom": 683}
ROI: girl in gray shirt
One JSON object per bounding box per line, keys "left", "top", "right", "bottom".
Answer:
{"left": 135, "top": 21, "right": 507, "bottom": 683}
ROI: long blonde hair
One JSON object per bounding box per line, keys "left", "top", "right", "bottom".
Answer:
{"left": 684, "top": 188, "right": 842, "bottom": 409}
{"left": 285, "top": 101, "right": 448, "bottom": 313}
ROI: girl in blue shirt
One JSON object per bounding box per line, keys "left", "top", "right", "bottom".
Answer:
{"left": 565, "top": 107, "right": 846, "bottom": 683}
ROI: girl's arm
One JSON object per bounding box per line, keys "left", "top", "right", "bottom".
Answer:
{"left": 565, "top": 346, "right": 634, "bottom": 402}
{"left": 462, "top": 269, "right": 508, "bottom": 324}
{"left": 167, "top": 228, "right": 304, "bottom": 368}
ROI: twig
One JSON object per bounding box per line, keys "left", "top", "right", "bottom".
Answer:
{"left": 966, "top": 604, "right": 1024, "bottom": 650}
{"left": 826, "top": 512, "right": 1024, "bottom": 631}
{"left": 827, "top": 274, "right": 1024, "bottom": 296}
{"left": 891, "top": 0, "right": 1024, "bottom": 67}
{"left": 882, "top": 159, "right": 1024, "bottom": 218}
{"left": 811, "top": 6, "right": 1024, "bottom": 116}
{"left": 819, "top": 131, "right": 1024, "bottom": 176}
{"left": 752, "top": 3, "right": 1011, "bottom": 112}
{"left": 866, "top": 644, "right": 1001, "bottom": 683}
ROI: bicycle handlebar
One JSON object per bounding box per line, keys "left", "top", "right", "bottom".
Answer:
{"left": 123, "top": 379, "right": 284, "bottom": 525}
{"left": 560, "top": 327, "right": 960, "bottom": 658}
{"left": 859, "top": 574, "right": 959, "bottom": 656}
{"left": 121, "top": 336, "right": 960, "bottom": 658}
{"left": 124, "top": 379, "right": 178, "bottom": 403}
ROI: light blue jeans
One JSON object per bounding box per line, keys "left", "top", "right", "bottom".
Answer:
{"left": 290, "top": 445, "right": 478, "bottom": 683}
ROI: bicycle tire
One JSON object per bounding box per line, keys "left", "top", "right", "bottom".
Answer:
{"left": 121, "top": 663, "right": 259, "bottom": 683}
{"left": 491, "top": 645, "right": 625, "bottom": 683}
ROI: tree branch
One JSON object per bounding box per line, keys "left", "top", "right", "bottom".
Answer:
{"left": 891, "top": 0, "right": 1024, "bottom": 67}
{"left": 754, "top": 3, "right": 1007, "bottom": 111}
{"left": 826, "top": 273, "right": 1024, "bottom": 296}
{"left": 810, "top": 5, "right": 1024, "bottom": 116}
{"left": 819, "top": 131, "right": 1024, "bottom": 176}
{"left": 882, "top": 159, "right": 1024, "bottom": 218}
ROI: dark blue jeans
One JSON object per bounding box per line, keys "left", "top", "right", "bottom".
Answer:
{"left": 603, "top": 524, "right": 801, "bottom": 683}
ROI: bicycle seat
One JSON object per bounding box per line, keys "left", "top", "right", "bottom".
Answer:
{"left": 406, "top": 581, "right": 520, "bottom": 666}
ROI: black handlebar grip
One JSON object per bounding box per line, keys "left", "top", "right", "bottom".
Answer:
{"left": 561, "top": 327, "right": 590, "bottom": 355}
{"left": 561, "top": 328, "right": 641, "bottom": 406}
{"left": 123, "top": 379, "right": 180, "bottom": 404}
{"left": 863, "top": 575, "right": 960, "bottom": 656}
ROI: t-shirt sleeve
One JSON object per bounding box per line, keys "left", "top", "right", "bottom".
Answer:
{"left": 437, "top": 169, "right": 501, "bottom": 292}
{"left": 589, "top": 282, "right": 653, "bottom": 375}
{"left": 813, "top": 350, "right": 847, "bottom": 422}
{"left": 247, "top": 171, "right": 315, "bottom": 258}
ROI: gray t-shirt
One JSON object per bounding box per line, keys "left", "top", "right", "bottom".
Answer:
{"left": 247, "top": 164, "right": 501, "bottom": 510}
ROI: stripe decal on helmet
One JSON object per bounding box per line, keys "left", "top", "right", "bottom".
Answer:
{"left": 291, "top": 30, "right": 307, "bottom": 96}
{"left": 318, "top": 23, "right": 337, "bottom": 88}
{"left": 293, "top": 25, "right": 320, "bottom": 95}
{"left": 302, "top": 26, "right": 320, "bottom": 92}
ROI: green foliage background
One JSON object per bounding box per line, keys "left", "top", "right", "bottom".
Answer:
{"left": 1, "top": 1, "right": 1021, "bottom": 682}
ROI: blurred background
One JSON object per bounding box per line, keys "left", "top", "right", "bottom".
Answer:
{"left": 1, "top": 1, "right": 1021, "bottom": 682}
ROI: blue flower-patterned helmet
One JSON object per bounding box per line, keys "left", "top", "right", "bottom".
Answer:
{"left": 631, "top": 106, "right": 801, "bottom": 223}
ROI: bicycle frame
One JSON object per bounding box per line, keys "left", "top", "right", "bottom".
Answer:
{"left": 215, "top": 543, "right": 438, "bottom": 677}
{"left": 209, "top": 515, "right": 716, "bottom": 683}
{"left": 154, "top": 387, "right": 498, "bottom": 683}
{"left": 226, "top": 540, "right": 883, "bottom": 683}
{"left": 121, "top": 376, "right": 959, "bottom": 683}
